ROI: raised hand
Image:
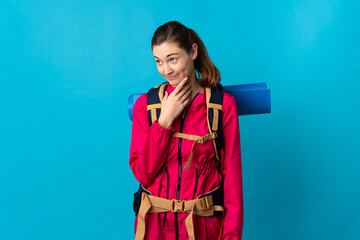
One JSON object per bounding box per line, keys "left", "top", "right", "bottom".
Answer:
{"left": 157, "top": 77, "right": 192, "bottom": 128}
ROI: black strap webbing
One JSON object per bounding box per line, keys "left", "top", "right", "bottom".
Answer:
{"left": 147, "top": 82, "right": 168, "bottom": 126}
{"left": 208, "top": 84, "right": 225, "bottom": 163}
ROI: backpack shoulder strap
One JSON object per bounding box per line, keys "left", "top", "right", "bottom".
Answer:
{"left": 205, "top": 84, "right": 225, "bottom": 171}
{"left": 147, "top": 82, "right": 168, "bottom": 126}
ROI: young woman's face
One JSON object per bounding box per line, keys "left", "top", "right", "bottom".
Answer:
{"left": 152, "top": 41, "right": 197, "bottom": 87}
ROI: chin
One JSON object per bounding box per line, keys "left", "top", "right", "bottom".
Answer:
{"left": 167, "top": 79, "right": 181, "bottom": 87}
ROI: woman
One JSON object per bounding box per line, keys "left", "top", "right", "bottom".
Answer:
{"left": 129, "top": 21, "right": 243, "bottom": 240}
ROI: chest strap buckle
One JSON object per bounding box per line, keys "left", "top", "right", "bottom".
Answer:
{"left": 172, "top": 200, "right": 185, "bottom": 212}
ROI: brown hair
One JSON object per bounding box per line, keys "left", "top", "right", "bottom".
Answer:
{"left": 151, "top": 21, "right": 221, "bottom": 88}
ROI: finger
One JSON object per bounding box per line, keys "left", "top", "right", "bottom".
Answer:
{"left": 181, "top": 76, "right": 188, "bottom": 83}
{"left": 182, "top": 79, "right": 192, "bottom": 89}
{"left": 178, "top": 83, "right": 192, "bottom": 99}
{"left": 176, "top": 78, "right": 188, "bottom": 94}
{"left": 173, "top": 77, "right": 188, "bottom": 95}
{"left": 181, "top": 97, "right": 191, "bottom": 107}
{"left": 182, "top": 78, "right": 192, "bottom": 91}
{"left": 162, "top": 91, "right": 168, "bottom": 102}
{"left": 180, "top": 88, "right": 192, "bottom": 103}
{"left": 180, "top": 84, "right": 192, "bottom": 97}
{"left": 176, "top": 79, "right": 191, "bottom": 95}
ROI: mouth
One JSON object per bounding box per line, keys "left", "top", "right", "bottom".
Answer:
{"left": 167, "top": 74, "right": 179, "bottom": 80}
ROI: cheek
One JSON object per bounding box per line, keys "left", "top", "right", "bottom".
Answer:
{"left": 176, "top": 63, "right": 188, "bottom": 74}
{"left": 182, "top": 61, "right": 193, "bottom": 74}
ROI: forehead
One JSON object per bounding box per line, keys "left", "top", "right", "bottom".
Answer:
{"left": 153, "top": 42, "right": 184, "bottom": 58}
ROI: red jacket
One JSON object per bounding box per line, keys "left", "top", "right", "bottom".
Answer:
{"left": 129, "top": 84, "right": 244, "bottom": 239}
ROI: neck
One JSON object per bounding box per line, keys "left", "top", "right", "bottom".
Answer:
{"left": 188, "top": 73, "right": 203, "bottom": 98}
{"left": 180, "top": 74, "right": 203, "bottom": 118}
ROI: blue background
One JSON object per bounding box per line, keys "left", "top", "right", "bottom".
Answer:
{"left": 1, "top": 0, "right": 359, "bottom": 239}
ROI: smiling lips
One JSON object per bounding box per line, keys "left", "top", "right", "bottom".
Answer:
{"left": 167, "top": 74, "right": 178, "bottom": 80}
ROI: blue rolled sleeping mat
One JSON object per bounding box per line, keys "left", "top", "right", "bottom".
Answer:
{"left": 128, "top": 82, "right": 271, "bottom": 121}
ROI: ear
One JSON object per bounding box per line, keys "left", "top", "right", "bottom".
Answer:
{"left": 191, "top": 43, "right": 198, "bottom": 60}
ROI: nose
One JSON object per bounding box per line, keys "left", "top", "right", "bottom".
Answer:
{"left": 164, "top": 63, "right": 173, "bottom": 75}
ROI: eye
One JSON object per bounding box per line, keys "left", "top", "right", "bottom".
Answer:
{"left": 170, "top": 58, "right": 177, "bottom": 63}
{"left": 155, "top": 60, "right": 162, "bottom": 64}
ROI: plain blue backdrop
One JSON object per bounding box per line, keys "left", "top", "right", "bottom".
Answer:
{"left": 1, "top": 0, "right": 359, "bottom": 239}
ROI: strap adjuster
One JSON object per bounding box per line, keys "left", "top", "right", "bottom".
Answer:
{"left": 172, "top": 200, "right": 185, "bottom": 212}
{"left": 200, "top": 197, "right": 210, "bottom": 210}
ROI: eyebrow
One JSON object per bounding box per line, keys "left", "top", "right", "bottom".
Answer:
{"left": 154, "top": 53, "right": 180, "bottom": 59}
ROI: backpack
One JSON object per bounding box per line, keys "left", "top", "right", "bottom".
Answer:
{"left": 133, "top": 82, "right": 225, "bottom": 216}
{"left": 146, "top": 82, "right": 225, "bottom": 172}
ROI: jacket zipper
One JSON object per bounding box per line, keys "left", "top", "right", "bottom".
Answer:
{"left": 175, "top": 116, "right": 184, "bottom": 240}
{"left": 193, "top": 166, "right": 199, "bottom": 199}
{"left": 175, "top": 92, "right": 200, "bottom": 240}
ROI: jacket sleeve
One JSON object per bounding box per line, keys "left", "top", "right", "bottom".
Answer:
{"left": 129, "top": 94, "right": 174, "bottom": 187}
{"left": 221, "top": 93, "right": 244, "bottom": 240}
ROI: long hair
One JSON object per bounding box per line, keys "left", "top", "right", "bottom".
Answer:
{"left": 151, "top": 21, "right": 221, "bottom": 88}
